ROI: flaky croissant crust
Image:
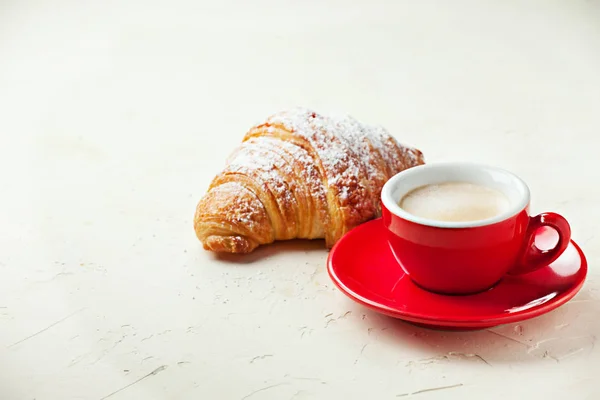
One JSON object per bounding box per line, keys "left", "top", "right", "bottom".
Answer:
{"left": 194, "top": 108, "right": 425, "bottom": 253}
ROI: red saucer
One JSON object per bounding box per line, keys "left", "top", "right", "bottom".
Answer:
{"left": 327, "top": 218, "right": 587, "bottom": 330}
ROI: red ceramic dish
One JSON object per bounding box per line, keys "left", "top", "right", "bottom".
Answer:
{"left": 327, "top": 218, "right": 587, "bottom": 330}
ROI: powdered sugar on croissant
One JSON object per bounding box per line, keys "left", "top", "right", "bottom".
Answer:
{"left": 194, "top": 108, "right": 425, "bottom": 253}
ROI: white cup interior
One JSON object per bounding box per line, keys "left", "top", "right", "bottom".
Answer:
{"left": 381, "top": 162, "right": 530, "bottom": 228}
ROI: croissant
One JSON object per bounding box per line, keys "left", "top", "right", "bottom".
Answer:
{"left": 194, "top": 108, "right": 425, "bottom": 253}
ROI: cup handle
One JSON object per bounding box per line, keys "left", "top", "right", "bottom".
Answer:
{"left": 508, "top": 212, "right": 572, "bottom": 275}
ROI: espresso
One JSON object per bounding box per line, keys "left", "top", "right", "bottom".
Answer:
{"left": 399, "top": 182, "right": 510, "bottom": 222}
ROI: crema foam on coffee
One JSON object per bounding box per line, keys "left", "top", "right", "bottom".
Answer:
{"left": 399, "top": 182, "right": 510, "bottom": 222}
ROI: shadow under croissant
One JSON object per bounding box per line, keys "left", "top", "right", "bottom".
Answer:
{"left": 213, "top": 239, "right": 327, "bottom": 264}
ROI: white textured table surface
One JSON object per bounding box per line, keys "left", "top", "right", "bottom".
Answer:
{"left": 1, "top": 1, "right": 600, "bottom": 399}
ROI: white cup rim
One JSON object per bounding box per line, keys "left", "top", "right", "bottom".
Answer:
{"left": 381, "top": 162, "right": 531, "bottom": 228}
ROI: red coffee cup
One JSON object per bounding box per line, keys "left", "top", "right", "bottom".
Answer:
{"left": 381, "top": 162, "right": 571, "bottom": 295}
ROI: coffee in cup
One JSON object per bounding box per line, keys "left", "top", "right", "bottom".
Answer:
{"left": 399, "top": 182, "right": 511, "bottom": 223}
{"left": 380, "top": 162, "right": 571, "bottom": 295}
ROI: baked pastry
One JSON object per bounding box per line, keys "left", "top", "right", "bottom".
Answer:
{"left": 194, "top": 108, "right": 425, "bottom": 253}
